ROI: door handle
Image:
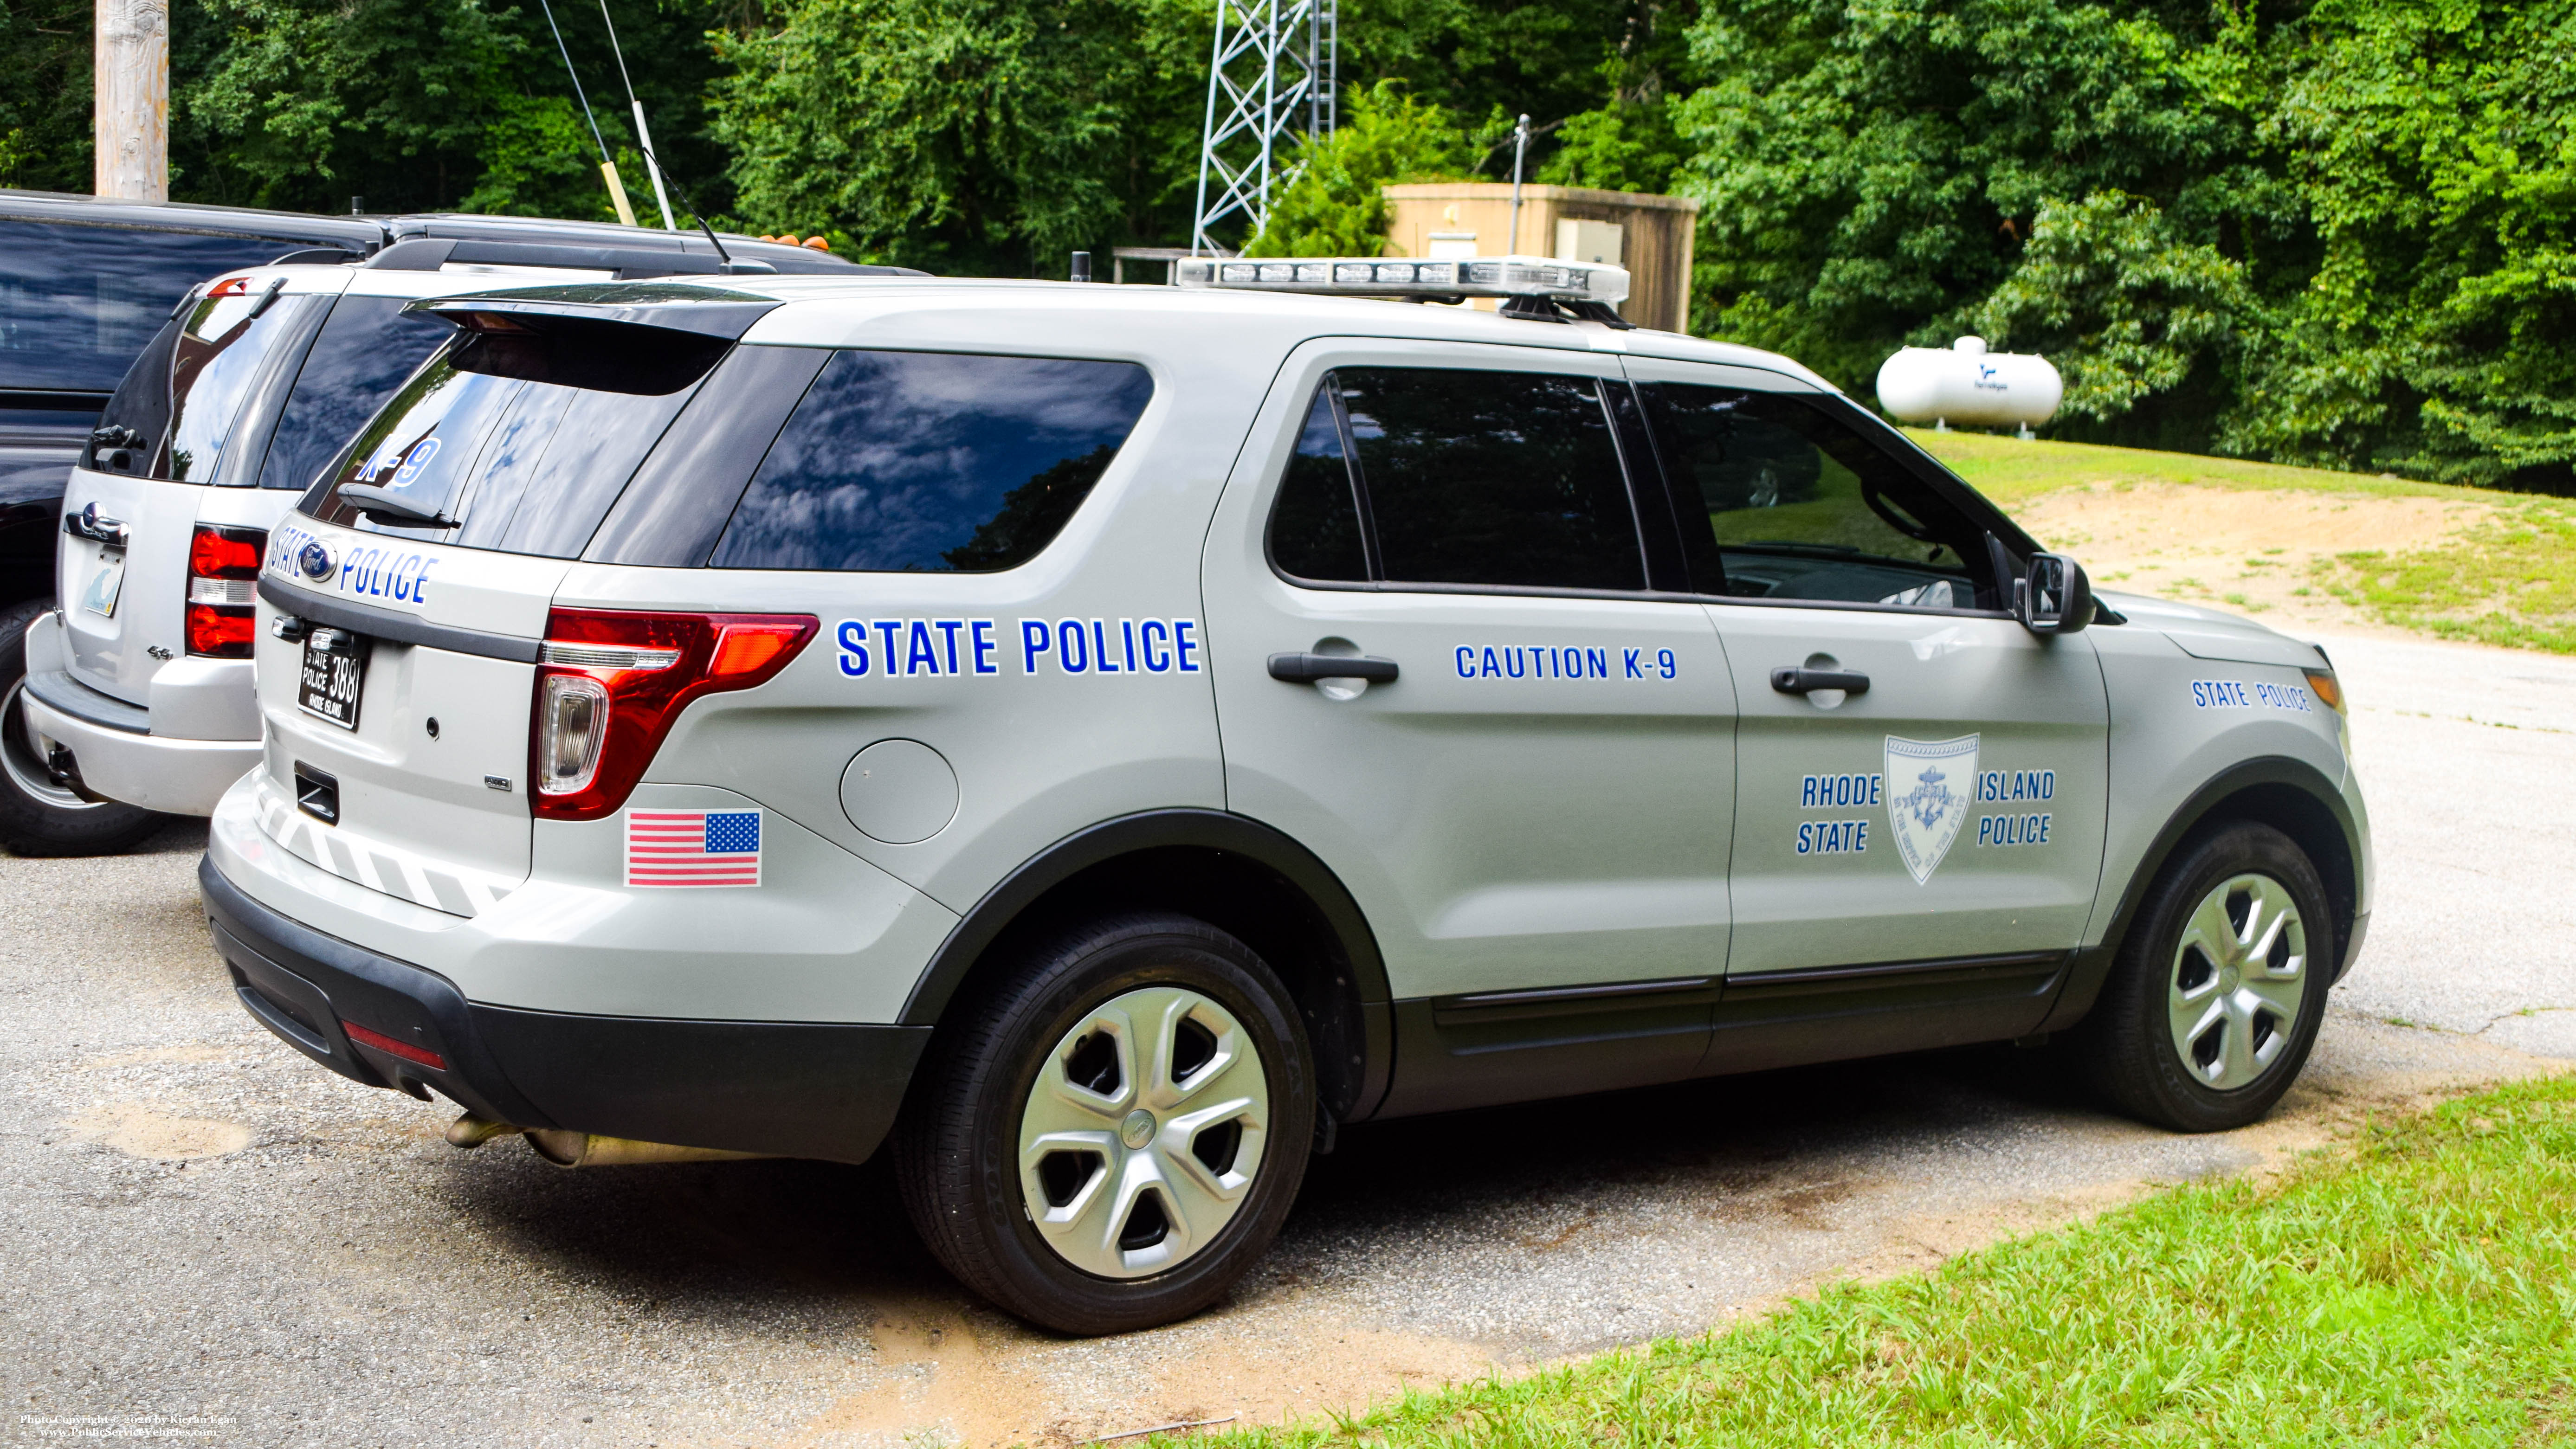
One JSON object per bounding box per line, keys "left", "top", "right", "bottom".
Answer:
{"left": 1269, "top": 652, "right": 1399, "bottom": 683}
{"left": 1770, "top": 666, "right": 1869, "bottom": 696}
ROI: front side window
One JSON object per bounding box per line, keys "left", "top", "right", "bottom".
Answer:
{"left": 1267, "top": 367, "right": 1647, "bottom": 592}
{"left": 1650, "top": 385, "right": 1991, "bottom": 609}
{"left": 709, "top": 349, "right": 1155, "bottom": 573}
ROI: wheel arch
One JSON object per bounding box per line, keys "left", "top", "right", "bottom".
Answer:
{"left": 2039, "top": 756, "right": 2362, "bottom": 1033}
{"left": 898, "top": 809, "right": 1394, "bottom": 1124}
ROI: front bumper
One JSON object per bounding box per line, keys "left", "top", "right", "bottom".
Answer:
{"left": 20, "top": 669, "right": 258, "bottom": 815}
{"left": 201, "top": 858, "right": 931, "bottom": 1163}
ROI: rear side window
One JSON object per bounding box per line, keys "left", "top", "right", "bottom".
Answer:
{"left": 1648, "top": 385, "right": 1989, "bottom": 609}
{"left": 710, "top": 350, "right": 1154, "bottom": 573}
{"left": 1269, "top": 367, "right": 1646, "bottom": 592}
{"left": 306, "top": 317, "right": 718, "bottom": 558}
{"left": 257, "top": 296, "right": 457, "bottom": 491}
{"left": 0, "top": 219, "right": 326, "bottom": 393}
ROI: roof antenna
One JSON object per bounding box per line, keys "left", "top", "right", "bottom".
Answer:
{"left": 631, "top": 135, "right": 768, "bottom": 275}
{"left": 534, "top": 0, "right": 639, "bottom": 226}
{"left": 593, "top": 0, "right": 679, "bottom": 231}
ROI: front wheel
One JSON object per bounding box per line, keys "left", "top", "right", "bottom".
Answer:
{"left": 2080, "top": 822, "right": 2334, "bottom": 1132}
{"left": 894, "top": 913, "right": 1315, "bottom": 1334}
{"left": 0, "top": 599, "right": 167, "bottom": 857}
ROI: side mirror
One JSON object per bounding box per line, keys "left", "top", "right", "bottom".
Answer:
{"left": 2021, "top": 553, "right": 2092, "bottom": 635}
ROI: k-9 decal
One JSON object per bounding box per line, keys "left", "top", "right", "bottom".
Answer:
{"left": 1452, "top": 644, "right": 1679, "bottom": 680}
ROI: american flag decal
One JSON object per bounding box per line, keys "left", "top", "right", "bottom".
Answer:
{"left": 625, "top": 809, "right": 762, "bottom": 888}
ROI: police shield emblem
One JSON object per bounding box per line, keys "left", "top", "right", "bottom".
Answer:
{"left": 1884, "top": 734, "right": 1980, "bottom": 884}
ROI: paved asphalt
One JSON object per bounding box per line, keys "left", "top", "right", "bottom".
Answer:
{"left": 3, "top": 631, "right": 2570, "bottom": 1448}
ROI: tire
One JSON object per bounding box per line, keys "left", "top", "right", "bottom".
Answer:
{"left": 2079, "top": 821, "right": 2335, "bottom": 1132}
{"left": 894, "top": 912, "right": 1317, "bottom": 1334}
{"left": 0, "top": 599, "right": 168, "bottom": 857}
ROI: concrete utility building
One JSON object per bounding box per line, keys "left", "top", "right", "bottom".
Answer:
{"left": 1382, "top": 183, "right": 1701, "bottom": 333}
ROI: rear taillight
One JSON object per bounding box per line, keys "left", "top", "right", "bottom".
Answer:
{"left": 186, "top": 524, "right": 265, "bottom": 658}
{"left": 529, "top": 609, "right": 817, "bottom": 821}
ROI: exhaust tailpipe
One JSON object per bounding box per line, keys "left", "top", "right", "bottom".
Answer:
{"left": 523, "top": 1129, "right": 775, "bottom": 1168}
{"left": 444, "top": 1113, "right": 775, "bottom": 1166}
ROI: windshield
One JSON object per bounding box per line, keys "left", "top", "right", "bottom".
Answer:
{"left": 0, "top": 219, "right": 326, "bottom": 393}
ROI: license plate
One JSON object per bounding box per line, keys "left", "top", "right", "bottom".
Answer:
{"left": 297, "top": 628, "right": 369, "bottom": 730}
{"left": 78, "top": 551, "right": 124, "bottom": 618}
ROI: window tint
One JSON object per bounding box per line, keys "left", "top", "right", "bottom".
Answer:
{"left": 1651, "top": 386, "right": 1990, "bottom": 610}
{"left": 710, "top": 349, "right": 1154, "bottom": 573}
{"left": 257, "top": 296, "right": 457, "bottom": 490}
{"left": 307, "top": 345, "right": 701, "bottom": 558}
{"left": 0, "top": 220, "right": 325, "bottom": 393}
{"left": 153, "top": 290, "right": 323, "bottom": 483}
{"left": 1267, "top": 383, "right": 1369, "bottom": 582}
{"left": 1332, "top": 367, "right": 1643, "bottom": 592}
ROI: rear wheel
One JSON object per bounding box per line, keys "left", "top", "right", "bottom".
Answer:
{"left": 2081, "top": 822, "right": 2333, "bottom": 1131}
{"left": 894, "top": 913, "right": 1315, "bottom": 1334}
{"left": 0, "top": 599, "right": 166, "bottom": 857}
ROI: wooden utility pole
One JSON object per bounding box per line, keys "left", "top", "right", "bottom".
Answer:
{"left": 94, "top": 0, "right": 168, "bottom": 200}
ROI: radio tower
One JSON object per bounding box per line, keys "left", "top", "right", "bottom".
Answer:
{"left": 1190, "top": 0, "right": 1336, "bottom": 255}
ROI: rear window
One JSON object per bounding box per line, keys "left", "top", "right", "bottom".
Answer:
{"left": 94, "top": 287, "right": 325, "bottom": 482}
{"left": 708, "top": 349, "right": 1154, "bottom": 573}
{"left": 0, "top": 219, "right": 329, "bottom": 393}
{"left": 256, "top": 296, "right": 457, "bottom": 491}
{"left": 305, "top": 316, "right": 720, "bottom": 557}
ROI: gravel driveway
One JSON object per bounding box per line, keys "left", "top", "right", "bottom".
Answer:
{"left": 5, "top": 631, "right": 2569, "bottom": 1449}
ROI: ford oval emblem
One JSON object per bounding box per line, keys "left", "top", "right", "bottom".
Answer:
{"left": 298, "top": 541, "right": 335, "bottom": 581}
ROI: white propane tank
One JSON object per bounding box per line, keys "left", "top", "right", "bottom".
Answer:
{"left": 1874, "top": 336, "right": 2063, "bottom": 430}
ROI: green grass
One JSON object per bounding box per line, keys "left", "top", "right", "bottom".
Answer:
{"left": 1903, "top": 430, "right": 2479, "bottom": 511}
{"left": 1906, "top": 431, "right": 2576, "bottom": 653}
{"left": 1182, "top": 1075, "right": 2576, "bottom": 1449}
{"left": 2314, "top": 504, "right": 2576, "bottom": 653}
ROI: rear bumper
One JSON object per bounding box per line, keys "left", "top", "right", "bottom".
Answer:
{"left": 200, "top": 857, "right": 930, "bottom": 1163}
{"left": 20, "top": 668, "right": 257, "bottom": 815}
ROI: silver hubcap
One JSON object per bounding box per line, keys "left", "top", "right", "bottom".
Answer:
{"left": 0, "top": 678, "right": 105, "bottom": 811}
{"left": 1017, "top": 985, "right": 1269, "bottom": 1279}
{"left": 2168, "top": 872, "right": 2309, "bottom": 1091}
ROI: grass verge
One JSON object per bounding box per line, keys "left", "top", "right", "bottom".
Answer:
{"left": 1187, "top": 1075, "right": 2576, "bottom": 1448}
{"left": 1910, "top": 431, "right": 2576, "bottom": 653}
{"left": 1903, "top": 430, "right": 2475, "bottom": 511}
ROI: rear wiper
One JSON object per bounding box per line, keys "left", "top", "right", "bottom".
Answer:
{"left": 339, "top": 484, "right": 457, "bottom": 529}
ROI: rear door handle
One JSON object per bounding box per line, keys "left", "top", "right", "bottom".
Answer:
{"left": 1269, "top": 652, "right": 1399, "bottom": 683}
{"left": 1770, "top": 666, "right": 1869, "bottom": 696}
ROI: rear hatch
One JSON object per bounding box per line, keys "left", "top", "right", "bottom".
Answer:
{"left": 251, "top": 285, "right": 776, "bottom": 913}
{"left": 60, "top": 270, "right": 346, "bottom": 703}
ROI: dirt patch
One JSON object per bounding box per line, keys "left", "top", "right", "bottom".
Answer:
{"left": 69, "top": 1104, "right": 254, "bottom": 1161}
{"left": 792, "top": 1301, "right": 1496, "bottom": 1448}
{"left": 2013, "top": 482, "right": 2493, "bottom": 632}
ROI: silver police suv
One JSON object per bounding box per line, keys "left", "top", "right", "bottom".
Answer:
{"left": 203, "top": 261, "right": 2369, "bottom": 1334}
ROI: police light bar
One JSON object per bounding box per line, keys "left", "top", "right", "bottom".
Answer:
{"left": 1172, "top": 254, "right": 1630, "bottom": 306}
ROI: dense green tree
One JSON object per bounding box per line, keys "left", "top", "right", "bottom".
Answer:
{"left": 1245, "top": 82, "right": 1467, "bottom": 257}
{"left": 0, "top": 0, "right": 92, "bottom": 193}
{"left": 1659, "top": 0, "right": 2576, "bottom": 489}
